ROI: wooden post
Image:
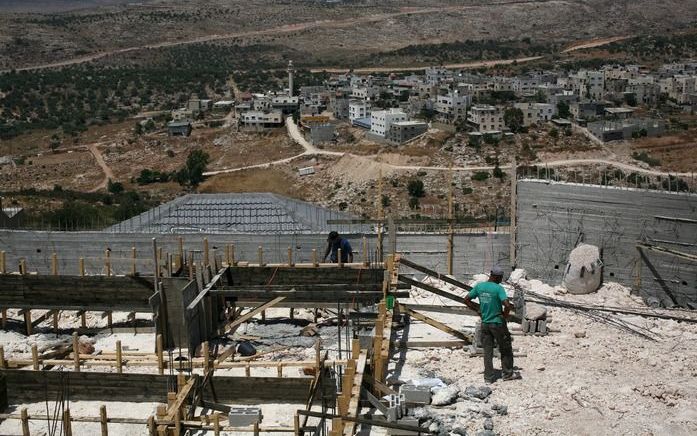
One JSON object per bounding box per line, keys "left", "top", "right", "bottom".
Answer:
{"left": 116, "top": 340, "right": 123, "bottom": 374}
{"left": 287, "top": 247, "right": 293, "bottom": 267}
{"left": 72, "top": 332, "right": 80, "bottom": 372}
{"left": 0, "top": 345, "right": 5, "bottom": 369}
{"left": 178, "top": 236, "right": 184, "bottom": 269}
{"left": 156, "top": 334, "right": 164, "bottom": 375}
{"left": 338, "top": 248, "right": 343, "bottom": 267}
{"left": 31, "top": 344, "right": 39, "bottom": 370}
{"left": 315, "top": 339, "right": 321, "bottom": 370}
{"left": 230, "top": 244, "right": 236, "bottom": 266}
{"left": 203, "top": 238, "right": 210, "bottom": 267}
{"left": 332, "top": 417, "right": 343, "bottom": 436}
{"left": 24, "top": 310, "right": 32, "bottom": 335}
{"left": 79, "top": 257, "right": 85, "bottom": 277}
{"left": 245, "top": 363, "right": 251, "bottom": 377}
{"left": 0, "top": 250, "right": 5, "bottom": 274}
{"left": 377, "top": 168, "right": 384, "bottom": 262}
{"left": 53, "top": 311, "right": 59, "bottom": 333}
{"left": 213, "top": 413, "right": 221, "bottom": 436}
{"left": 277, "top": 363, "right": 283, "bottom": 377}
{"left": 447, "top": 167, "right": 454, "bottom": 275}
{"left": 19, "top": 258, "right": 26, "bottom": 275}
{"left": 362, "top": 236, "right": 368, "bottom": 266}
{"left": 80, "top": 311, "right": 87, "bottom": 329}
{"left": 20, "top": 408, "right": 29, "bottom": 436}
{"left": 51, "top": 253, "right": 58, "bottom": 276}
{"left": 166, "top": 253, "right": 172, "bottom": 277}
{"left": 63, "top": 409, "right": 73, "bottom": 436}
{"left": 253, "top": 423, "right": 260, "bottom": 436}
{"left": 107, "top": 312, "right": 113, "bottom": 331}
{"left": 225, "top": 244, "right": 231, "bottom": 266}
{"left": 100, "top": 405, "right": 108, "bottom": 436}
{"left": 105, "top": 249, "right": 111, "bottom": 277}
{"left": 257, "top": 246, "right": 264, "bottom": 266}
{"left": 152, "top": 238, "right": 160, "bottom": 292}
{"left": 188, "top": 252, "right": 194, "bottom": 280}
{"left": 509, "top": 157, "right": 517, "bottom": 269}
{"left": 147, "top": 416, "right": 156, "bottom": 436}
{"left": 0, "top": 308, "right": 5, "bottom": 329}
{"left": 203, "top": 341, "right": 210, "bottom": 373}
{"left": 294, "top": 413, "right": 300, "bottom": 436}
{"left": 131, "top": 247, "right": 137, "bottom": 276}
{"left": 312, "top": 249, "right": 318, "bottom": 267}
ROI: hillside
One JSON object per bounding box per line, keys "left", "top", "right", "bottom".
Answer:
{"left": 1, "top": 0, "right": 696, "bottom": 70}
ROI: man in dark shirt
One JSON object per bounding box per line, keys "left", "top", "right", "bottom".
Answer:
{"left": 464, "top": 266, "right": 521, "bottom": 383}
{"left": 322, "top": 231, "right": 353, "bottom": 263}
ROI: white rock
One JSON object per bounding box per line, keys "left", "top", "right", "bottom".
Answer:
{"left": 432, "top": 385, "right": 460, "bottom": 406}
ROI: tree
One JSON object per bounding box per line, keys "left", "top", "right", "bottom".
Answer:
{"left": 557, "top": 101, "right": 571, "bottom": 119}
{"left": 504, "top": 108, "right": 524, "bottom": 133}
{"left": 407, "top": 179, "right": 425, "bottom": 198}
{"left": 408, "top": 196, "right": 420, "bottom": 210}
{"left": 549, "top": 128, "right": 559, "bottom": 140}
{"left": 176, "top": 149, "right": 210, "bottom": 187}
{"left": 107, "top": 179, "right": 124, "bottom": 194}
{"left": 381, "top": 195, "right": 391, "bottom": 208}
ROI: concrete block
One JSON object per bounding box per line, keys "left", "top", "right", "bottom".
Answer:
{"left": 537, "top": 320, "right": 547, "bottom": 334}
{"left": 228, "top": 407, "right": 262, "bottom": 427}
{"left": 386, "top": 416, "right": 420, "bottom": 435}
{"left": 399, "top": 384, "right": 431, "bottom": 405}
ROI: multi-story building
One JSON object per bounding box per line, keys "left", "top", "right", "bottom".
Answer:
{"left": 570, "top": 70, "right": 606, "bottom": 101}
{"left": 434, "top": 91, "right": 471, "bottom": 122}
{"left": 626, "top": 77, "right": 660, "bottom": 105}
{"left": 513, "top": 103, "right": 554, "bottom": 126}
{"left": 467, "top": 105, "right": 504, "bottom": 133}
{"left": 370, "top": 108, "right": 407, "bottom": 137}
{"left": 349, "top": 100, "right": 371, "bottom": 121}
{"left": 239, "top": 110, "right": 284, "bottom": 129}
{"left": 387, "top": 121, "right": 428, "bottom": 144}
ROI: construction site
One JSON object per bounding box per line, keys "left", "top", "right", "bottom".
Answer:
{"left": 1, "top": 174, "right": 697, "bottom": 436}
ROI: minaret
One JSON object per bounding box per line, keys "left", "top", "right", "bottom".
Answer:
{"left": 287, "top": 60, "right": 296, "bottom": 97}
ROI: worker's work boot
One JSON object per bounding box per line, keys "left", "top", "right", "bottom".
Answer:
{"left": 502, "top": 372, "right": 522, "bottom": 381}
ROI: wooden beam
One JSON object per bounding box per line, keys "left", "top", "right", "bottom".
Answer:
{"left": 636, "top": 242, "right": 697, "bottom": 263}
{"left": 398, "top": 303, "right": 472, "bottom": 343}
{"left": 399, "top": 257, "right": 473, "bottom": 291}
{"left": 215, "top": 297, "right": 286, "bottom": 363}
{"left": 398, "top": 274, "right": 469, "bottom": 304}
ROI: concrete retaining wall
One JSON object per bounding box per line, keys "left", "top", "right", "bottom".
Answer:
{"left": 516, "top": 180, "right": 697, "bottom": 307}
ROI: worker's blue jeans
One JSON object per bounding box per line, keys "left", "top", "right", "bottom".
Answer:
{"left": 481, "top": 321, "right": 514, "bottom": 381}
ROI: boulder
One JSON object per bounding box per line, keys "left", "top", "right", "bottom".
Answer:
{"left": 524, "top": 303, "right": 547, "bottom": 321}
{"left": 431, "top": 385, "right": 460, "bottom": 406}
{"left": 463, "top": 385, "right": 492, "bottom": 400}
{"left": 562, "top": 244, "right": 603, "bottom": 295}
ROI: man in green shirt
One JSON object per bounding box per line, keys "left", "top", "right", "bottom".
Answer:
{"left": 464, "top": 266, "right": 520, "bottom": 383}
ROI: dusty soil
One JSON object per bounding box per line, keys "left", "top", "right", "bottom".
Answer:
{"left": 395, "top": 273, "right": 697, "bottom": 436}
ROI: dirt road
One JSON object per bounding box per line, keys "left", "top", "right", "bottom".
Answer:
{"left": 204, "top": 118, "right": 693, "bottom": 178}
{"left": 87, "top": 143, "right": 114, "bottom": 192}
{"left": 5, "top": 0, "right": 604, "bottom": 73}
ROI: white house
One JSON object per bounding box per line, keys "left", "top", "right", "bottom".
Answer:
{"left": 370, "top": 108, "right": 407, "bottom": 137}
{"left": 570, "top": 70, "right": 605, "bottom": 101}
{"left": 349, "top": 100, "right": 372, "bottom": 121}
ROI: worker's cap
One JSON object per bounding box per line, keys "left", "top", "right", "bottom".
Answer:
{"left": 327, "top": 231, "right": 339, "bottom": 240}
{"left": 490, "top": 265, "right": 505, "bottom": 277}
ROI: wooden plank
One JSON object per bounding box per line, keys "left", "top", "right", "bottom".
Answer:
{"left": 186, "top": 267, "right": 228, "bottom": 312}
{"left": 399, "top": 257, "right": 473, "bottom": 291}
{"left": 398, "top": 303, "right": 472, "bottom": 343}
{"left": 215, "top": 297, "right": 287, "bottom": 363}
{"left": 400, "top": 303, "right": 478, "bottom": 316}
{"left": 344, "top": 350, "right": 367, "bottom": 436}
{"left": 398, "top": 275, "right": 469, "bottom": 305}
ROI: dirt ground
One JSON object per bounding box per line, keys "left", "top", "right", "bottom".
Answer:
{"left": 394, "top": 272, "right": 697, "bottom": 436}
